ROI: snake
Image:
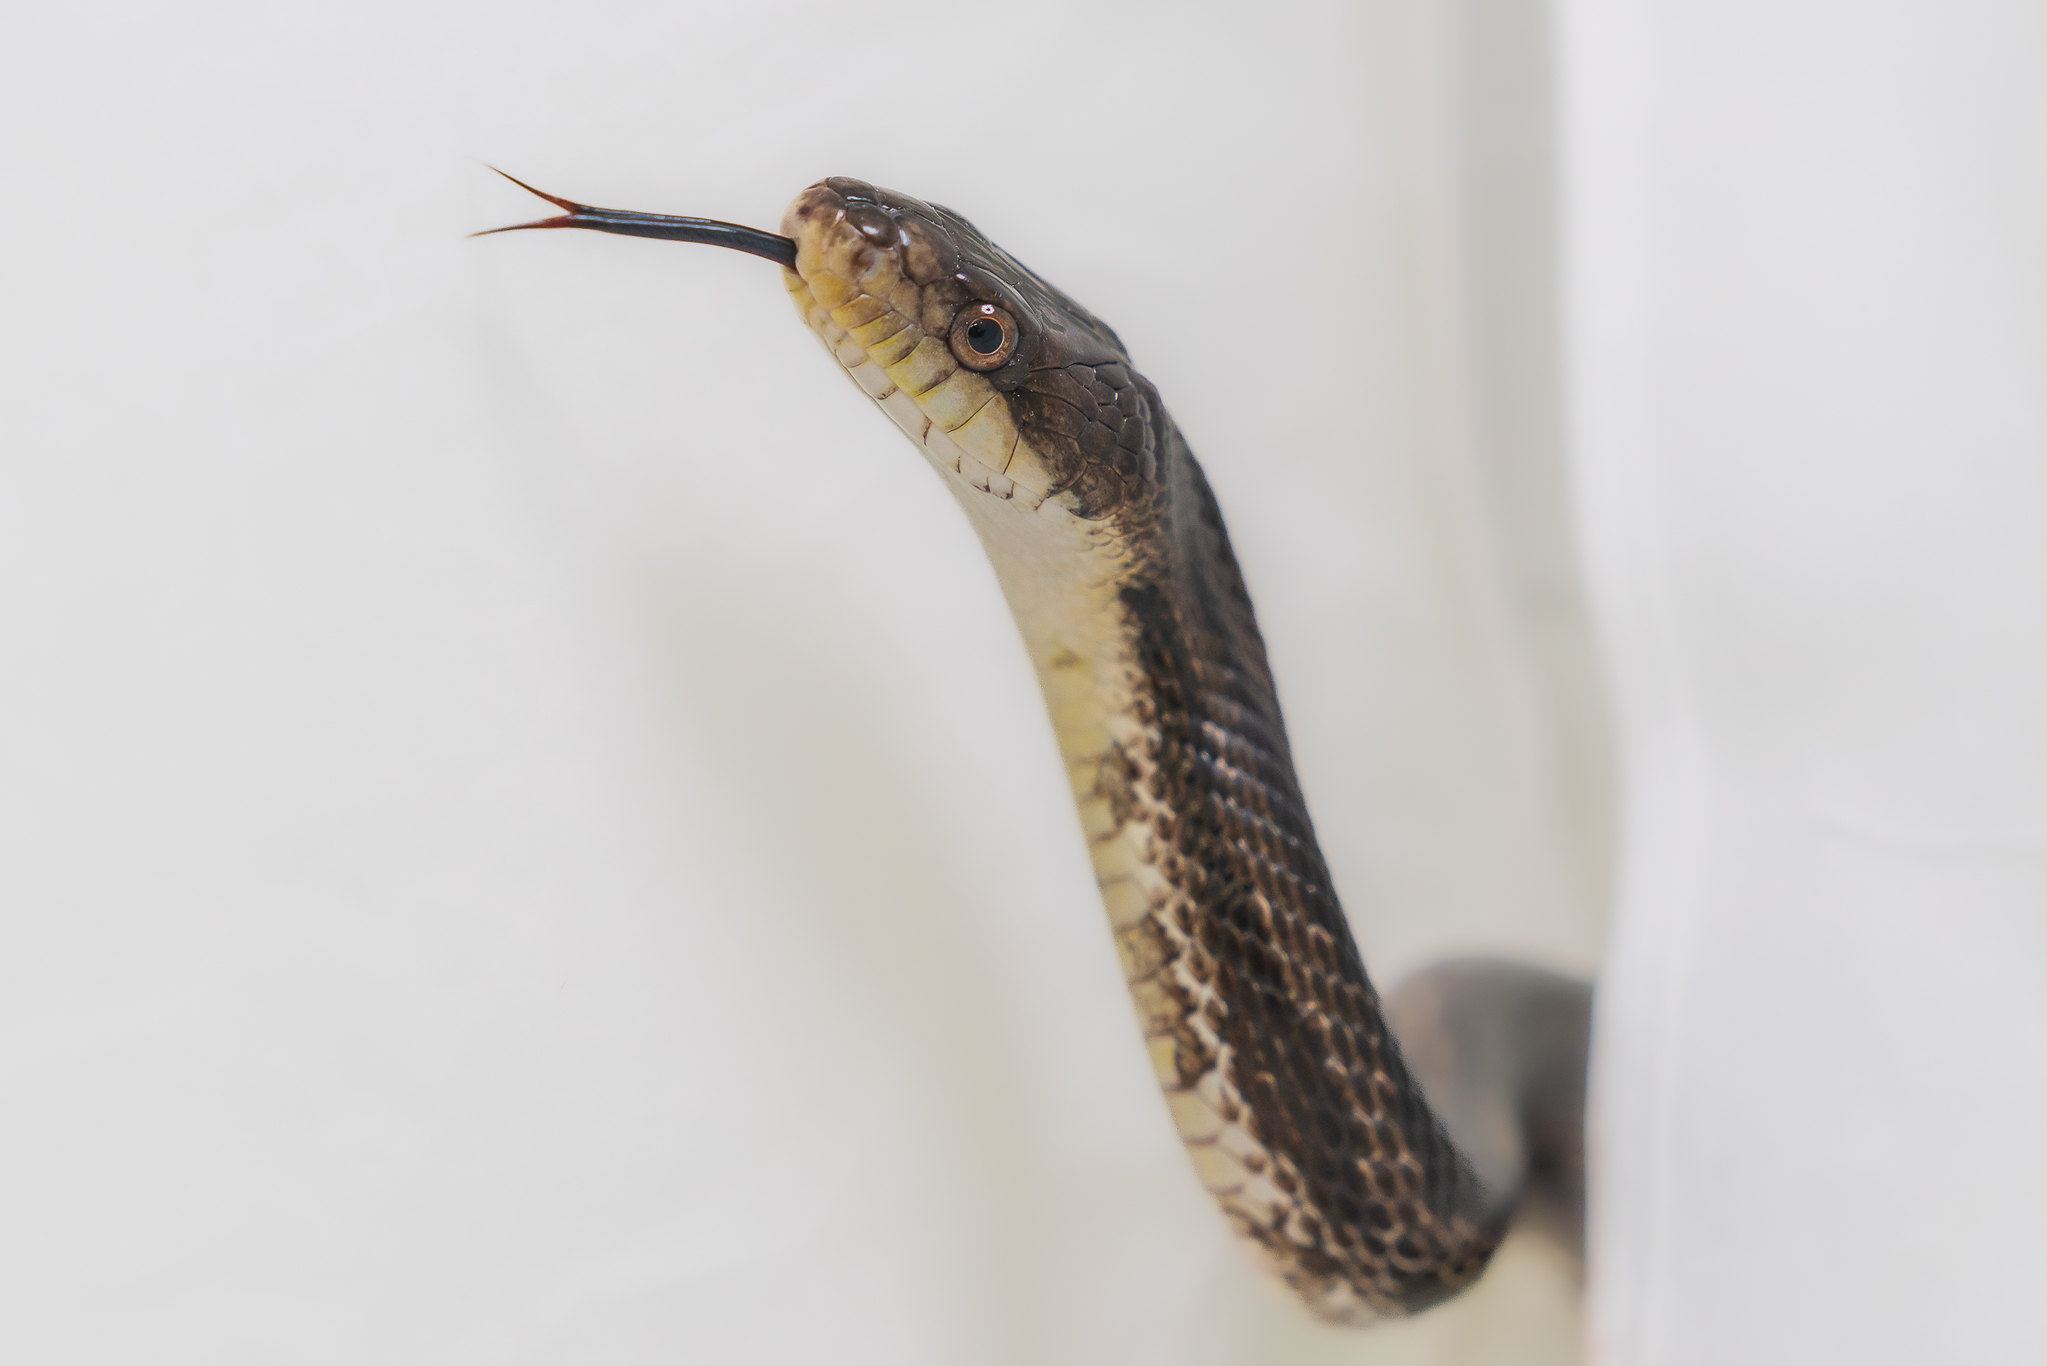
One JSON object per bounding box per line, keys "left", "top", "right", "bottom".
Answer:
{"left": 483, "top": 171, "right": 1594, "bottom": 1323}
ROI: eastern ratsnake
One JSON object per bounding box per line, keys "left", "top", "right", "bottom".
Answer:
{"left": 483, "top": 172, "right": 1593, "bottom": 1323}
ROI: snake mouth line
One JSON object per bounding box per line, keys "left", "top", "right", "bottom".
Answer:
{"left": 793, "top": 277, "right": 1043, "bottom": 508}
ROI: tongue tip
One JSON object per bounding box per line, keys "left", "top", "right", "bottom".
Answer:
{"left": 487, "top": 166, "right": 586, "bottom": 214}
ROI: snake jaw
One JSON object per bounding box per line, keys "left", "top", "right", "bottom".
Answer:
{"left": 781, "top": 179, "right": 1119, "bottom": 516}
{"left": 789, "top": 183, "right": 1160, "bottom": 524}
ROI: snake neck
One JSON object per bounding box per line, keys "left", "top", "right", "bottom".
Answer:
{"left": 951, "top": 420, "right": 1510, "bottom": 1322}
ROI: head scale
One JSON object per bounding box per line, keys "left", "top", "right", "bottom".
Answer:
{"left": 778, "top": 178, "right": 1162, "bottom": 521}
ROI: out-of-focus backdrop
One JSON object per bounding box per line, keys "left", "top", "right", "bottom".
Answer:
{"left": 2, "top": 2, "right": 2038, "bottom": 1363}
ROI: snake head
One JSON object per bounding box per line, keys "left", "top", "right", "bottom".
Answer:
{"left": 781, "top": 178, "right": 1168, "bottom": 522}
{"left": 479, "top": 170, "right": 1170, "bottom": 524}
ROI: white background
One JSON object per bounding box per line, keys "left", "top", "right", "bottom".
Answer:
{"left": 3, "top": 2, "right": 2038, "bottom": 1363}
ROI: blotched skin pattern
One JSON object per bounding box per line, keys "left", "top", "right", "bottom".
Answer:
{"left": 780, "top": 178, "right": 1510, "bottom": 1321}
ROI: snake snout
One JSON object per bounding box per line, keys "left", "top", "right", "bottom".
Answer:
{"left": 777, "top": 180, "right": 847, "bottom": 241}
{"left": 781, "top": 178, "right": 958, "bottom": 295}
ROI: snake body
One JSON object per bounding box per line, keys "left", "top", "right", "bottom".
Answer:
{"left": 773, "top": 178, "right": 1590, "bottom": 1321}
{"left": 487, "top": 170, "right": 1591, "bottom": 1322}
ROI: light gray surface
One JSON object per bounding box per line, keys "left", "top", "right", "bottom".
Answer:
{"left": 2, "top": 1, "right": 2038, "bottom": 1363}
{"left": 1565, "top": 2, "right": 2045, "bottom": 1361}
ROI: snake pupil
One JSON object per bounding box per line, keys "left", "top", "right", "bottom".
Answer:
{"left": 948, "top": 303, "right": 1019, "bottom": 371}
{"left": 965, "top": 318, "right": 1004, "bottom": 354}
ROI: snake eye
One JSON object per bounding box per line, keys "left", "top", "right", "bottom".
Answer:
{"left": 949, "top": 303, "right": 1019, "bottom": 371}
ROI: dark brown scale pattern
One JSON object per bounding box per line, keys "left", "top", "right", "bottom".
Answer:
{"left": 1119, "top": 433, "right": 1510, "bottom": 1314}
{"left": 1013, "top": 363, "right": 1162, "bottom": 521}
{"left": 1000, "top": 350, "right": 1513, "bottom": 1313}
